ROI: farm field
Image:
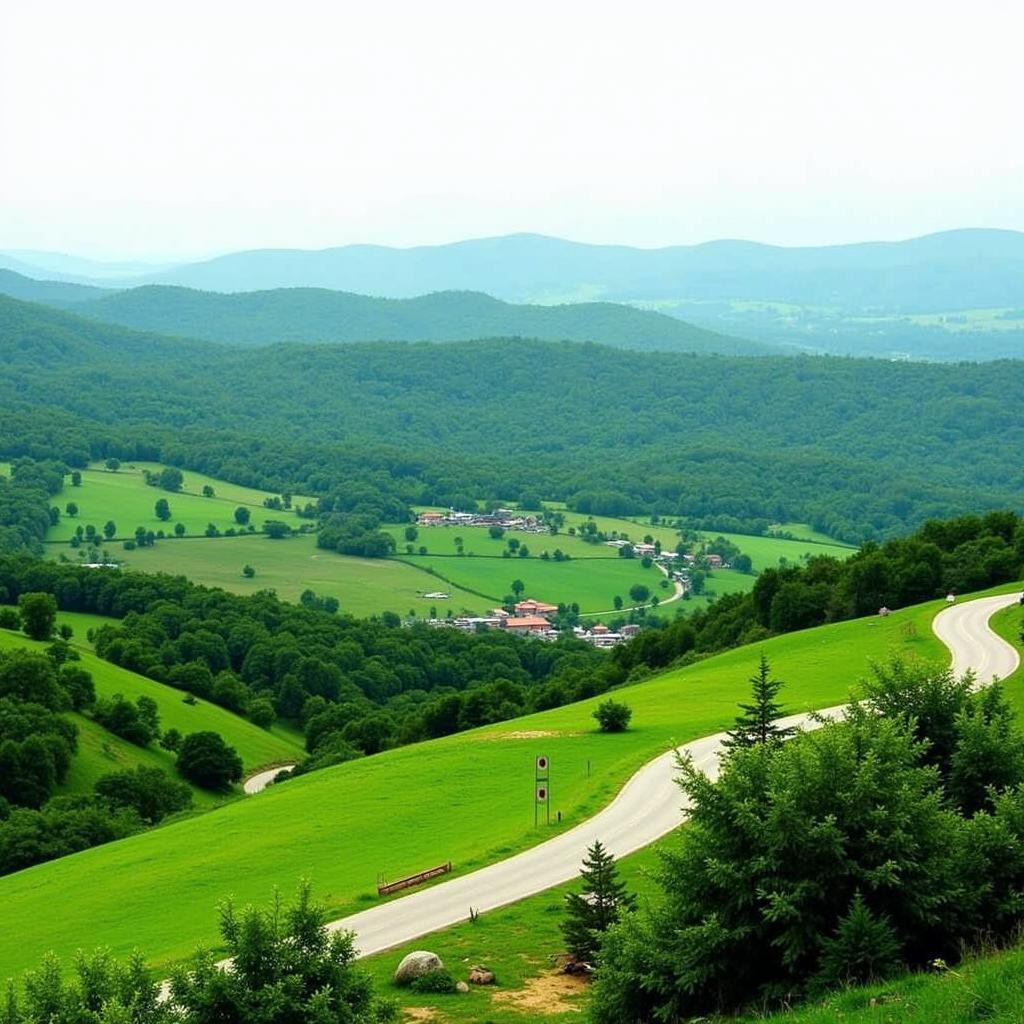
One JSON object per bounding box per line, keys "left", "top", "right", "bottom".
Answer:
{"left": 398, "top": 552, "right": 754, "bottom": 614}
{"left": 106, "top": 533, "right": 487, "bottom": 617}
{"left": 0, "top": 623, "right": 303, "bottom": 780}
{"left": 2, "top": 585, "right": 1004, "bottom": 981}
{"left": 385, "top": 523, "right": 619, "bottom": 560}
{"left": 45, "top": 465, "right": 308, "bottom": 542}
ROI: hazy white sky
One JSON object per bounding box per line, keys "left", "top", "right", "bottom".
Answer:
{"left": 1, "top": 1, "right": 1022, "bottom": 259}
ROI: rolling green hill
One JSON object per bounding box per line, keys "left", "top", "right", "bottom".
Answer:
{"left": 60, "top": 284, "right": 769, "bottom": 355}
{"left": 0, "top": 622, "right": 303, "bottom": 784}
{"left": 0, "top": 587, "right": 989, "bottom": 981}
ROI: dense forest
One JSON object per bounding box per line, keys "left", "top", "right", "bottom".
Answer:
{"left": 1, "top": 278, "right": 764, "bottom": 355}
{"left": 2, "top": 295, "right": 1023, "bottom": 543}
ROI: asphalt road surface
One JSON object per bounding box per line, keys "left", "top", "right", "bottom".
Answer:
{"left": 325, "top": 590, "right": 1021, "bottom": 958}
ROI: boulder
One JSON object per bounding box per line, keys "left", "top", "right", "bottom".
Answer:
{"left": 455, "top": 981, "right": 470, "bottom": 993}
{"left": 469, "top": 965, "right": 496, "bottom": 985}
{"left": 394, "top": 950, "right": 445, "bottom": 985}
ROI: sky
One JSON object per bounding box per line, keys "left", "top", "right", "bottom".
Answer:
{"left": 1, "top": 0, "right": 1022, "bottom": 260}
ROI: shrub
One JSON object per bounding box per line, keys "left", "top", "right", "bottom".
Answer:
{"left": 409, "top": 969, "right": 457, "bottom": 994}
{"left": 593, "top": 699, "right": 632, "bottom": 733}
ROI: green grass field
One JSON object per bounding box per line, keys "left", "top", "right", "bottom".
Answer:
{"left": 395, "top": 552, "right": 704, "bottom": 614}
{"left": 4, "top": 585, "right": 1005, "bottom": 982}
{"left": 101, "top": 533, "right": 488, "bottom": 617}
{"left": 46, "top": 465, "right": 309, "bottom": 543}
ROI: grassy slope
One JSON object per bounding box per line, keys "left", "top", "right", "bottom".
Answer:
{"left": 0, "top": 627, "right": 302, "bottom": 778}
{"left": 360, "top": 593, "right": 1024, "bottom": 1023}
{"left": 5, "top": 585, "right": 1006, "bottom": 981}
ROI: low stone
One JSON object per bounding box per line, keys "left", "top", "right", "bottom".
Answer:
{"left": 456, "top": 981, "right": 470, "bottom": 993}
{"left": 394, "top": 950, "right": 444, "bottom": 985}
{"left": 469, "top": 965, "right": 496, "bottom": 985}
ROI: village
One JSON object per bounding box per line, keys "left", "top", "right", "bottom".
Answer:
{"left": 424, "top": 598, "right": 643, "bottom": 647}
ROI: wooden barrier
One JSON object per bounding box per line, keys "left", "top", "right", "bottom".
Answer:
{"left": 377, "top": 861, "right": 452, "bottom": 896}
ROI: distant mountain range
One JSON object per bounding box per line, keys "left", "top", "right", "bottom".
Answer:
{"left": 0, "top": 271, "right": 766, "bottom": 355}
{"left": 4, "top": 228, "right": 1023, "bottom": 312}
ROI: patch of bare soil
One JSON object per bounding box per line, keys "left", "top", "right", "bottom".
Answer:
{"left": 492, "top": 971, "right": 588, "bottom": 1013}
{"left": 402, "top": 1007, "right": 446, "bottom": 1023}
{"left": 482, "top": 729, "right": 580, "bottom": 741}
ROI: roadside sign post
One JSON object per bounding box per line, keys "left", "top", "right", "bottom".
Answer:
{"left": 535, "top": 754, "right": 550, "bottom": 826}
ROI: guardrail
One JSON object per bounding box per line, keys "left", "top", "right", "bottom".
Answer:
{"left": 377, "top": 861, "right": 452, "bottom": 896}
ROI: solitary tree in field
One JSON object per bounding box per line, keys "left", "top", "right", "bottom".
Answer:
{"left": 202, "top": 484, "right": 214, "bottom": 497}
{"left": 724, "top": 654, "right": 795, "bottom": 749}
{"left": 511, "top": 579, "right": 525, "bottom": 599}
{"left": 562, "top": 840, "right": 636, "bottom": 962}
{"left": 104, "top": 457, "right": 121, "bottom": 471}
{"left": 154, "top": 498, "right": 171, "bottom": 522}
{"left": 234, "top": 506, "right": 251, "bottom": 526}
{"left": 613, "top": 595, "right": 623, "bottom": 610}
{"left": 18, "top": 592, "right": 58, "bottom": 641}
{"left": 174, "top": 522, "right": 186, "bottom": 537}
{"left": 405, "top": 525, "right": 418, "bottom": 542}
{"left": 65, "top": 501, "right": 78, "bottom": 518}
{"left": 242, "top": 564, "right": 255, "bottom": 578}
{"left": 70, "top": 471, "right": 82, "bottom": 487}
{"left": 103, "top": 520, "right": 117, "bottom": 539}
{"left": 628, "top": 583, "right": 650, "bottom": 605}
{"left": 158, "top": 467, "right": 183, "bottom": 492}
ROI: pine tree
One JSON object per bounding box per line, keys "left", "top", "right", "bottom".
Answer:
{"left": 724, "top": 654, "right": 795, "bottom": 749}
{"left": 561, "top": 840, "right": 636, "bottom": 962}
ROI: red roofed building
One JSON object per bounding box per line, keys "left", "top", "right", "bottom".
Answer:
{"left": 514, "top": 599, "right": 560, "bottom": 617}
{"left": 502, "top": 615, "right": 552, "bottom": 634}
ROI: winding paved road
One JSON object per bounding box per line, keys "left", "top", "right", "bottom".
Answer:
{"left": 243, "top": 765, "right": 296, "bottom": 795}
{"left": 322, "top": 591, "right": 1020, "bottom": 958}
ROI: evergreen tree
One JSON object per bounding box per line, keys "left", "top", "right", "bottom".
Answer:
{"left": 724, "top": 654, "right": 795, "bottom": 749}
{"left": 561, "top": 840, "right": 636, "bottom": 962}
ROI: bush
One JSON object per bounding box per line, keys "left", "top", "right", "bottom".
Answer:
{"left": 593, "top": 699, "right": 632, "bottom": 733}
{"left": 176, "top": 731, "right": 243, "bottom": 791}
{"left": 409, "top": 969, "right": 457, "bottom": 994}
{"left": 94, "top": 766, "right": 192, "bottom": 823}
{"left": 0, "top": 608, "right": 19, "bottom": 630}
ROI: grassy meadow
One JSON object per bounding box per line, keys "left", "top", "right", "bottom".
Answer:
{"left": 2, "top": 585, "right": 1002, "bottom": 981}
{"left": 46, "top": 464, "right": 309, "bottom": 542}
{"left": 103, "top": 533, "right": 487, "bottom": 617}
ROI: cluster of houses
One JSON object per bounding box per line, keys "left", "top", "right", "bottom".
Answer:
{"left": 424, "top": 597, "right": 638, "bottom": 647}
{"left": 416, "top": 508, "right": 547, "bottom": 533}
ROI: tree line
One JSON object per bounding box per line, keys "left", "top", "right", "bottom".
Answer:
{"left": 5, "top": 292, "right": 1024, "bottom": 542}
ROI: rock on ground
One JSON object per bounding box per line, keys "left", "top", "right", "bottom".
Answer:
{"left": 394, "top": 950, "right": 445, "bottom": 985}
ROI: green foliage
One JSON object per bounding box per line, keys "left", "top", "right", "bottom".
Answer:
{"left": 591, "top": 661, "right": 1024, "bottom": 1020}
{"left": 593, "top": 699, "right": 632, "bottom": 733}
{"left": 17, "top": 591, "right": 56, "bottom": 641}
{"left": 723, "top": 654, "right": 795, "bottom": 748}
{"left": 408, "top": 969, "right": 457, "bottom": 994}
{"left": 93, "top": 693, "right": 160, "bottom": 746}
{"left": 176, "top": 731, "right": 243, "bottom": 790}
{"left": 561, "top": 840, "right": 635, "bottom": 962}
{"left": 169, "top": 882, "right": 397, "bottom": 1023}
{"left": 94, "top": 766, "right": 192, "bottom": 823}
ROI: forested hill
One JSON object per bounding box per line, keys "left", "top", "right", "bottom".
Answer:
{"left": 49, "top": 228, "right": 1023, "bottom": 311}
{"left": 60, "top": 282, "right": 769, "bottom": 354}
{"left": 1, "top": 293, "right": 1023, "bottom": 541}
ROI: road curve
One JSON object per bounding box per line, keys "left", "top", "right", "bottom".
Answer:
{"left": 242, "top": 765, "right": 296, "bottom": 795}
{"left": 318, "top": 591, "right": 1020, "bottom": 958}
